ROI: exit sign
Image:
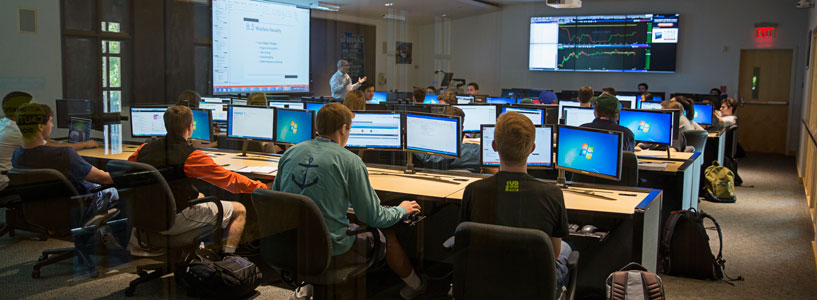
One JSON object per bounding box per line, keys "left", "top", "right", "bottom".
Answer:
{"left": 755, "top": 23, "right": 778, "bottom": 38}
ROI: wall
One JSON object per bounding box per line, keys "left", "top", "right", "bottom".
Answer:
{"left": 416, "top": 0, "right": 810, "bottom": 153}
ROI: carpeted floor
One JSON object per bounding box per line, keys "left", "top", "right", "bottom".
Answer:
{"left": 0, "top": 153, "right": 814, "bottom": 299}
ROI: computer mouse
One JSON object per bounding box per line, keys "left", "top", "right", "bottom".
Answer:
{"left": 569, "top": 224, "right": 580, "bottom": 232}
{"left": 580, "top": 224, "right": 598, "bottom": 234}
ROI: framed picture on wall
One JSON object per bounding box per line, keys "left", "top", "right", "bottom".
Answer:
{"left": 396, "top": 42, "right": 412, "bottom": 64}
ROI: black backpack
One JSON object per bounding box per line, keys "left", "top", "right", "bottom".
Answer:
{"left": 177, "top": 248, "right": 262, "bottom": 299}
{"left": 660, "top": 209, "right": 742, "bottom": 284}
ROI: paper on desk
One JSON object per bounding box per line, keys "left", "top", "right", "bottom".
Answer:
{"left": 638, "top": 162, "right": 668, "bottom": 171}
{"left": 237, "top": 166, "right": 278, "bottom": 174}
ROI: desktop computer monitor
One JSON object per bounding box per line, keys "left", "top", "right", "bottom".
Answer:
{"left": 423, "top": 94, "right": 439, "bottom": 104}
{"left": 472, "top": 94, "right": 488, "bottom": 103}
{"left": 305, "top": 102, "right": 325, "bottom": 112}
{"left": 557, "top": 100, "right": 582, "bottom": 120}
{"left": 617, "top": 95, "right": 637, "bottom": 109}
{"left": 481, "top": 124, "right": 552, "bottom": 168}
{"left": 562, "top": 106, "right": 596, "bottom": 127}
{"left": 231, "top": 98, "right": 248, "bottom": 106}
{"left": 453, "top": 104, "right": 499, "bottom": 132}
{"left": 227, "top": 106, "right": 275, "bottom": 141}
{"left": 199, "top": 99, "right": 229, "bottom": 122}
{"left": 486, "top": 97, "right": 515, "bottom": 105}
{"left": 275, "top": 108, "right": 315, "bottom": 145}
{"left": 56, "top": 99, "right": 94, "bottom": 129}
{"left": 405, "top": 112, "right": 461, "bottom": 158}
{"left": 456, "top": 95, "right": 474, "bottom": 104}
{"left": 618, "top": 109, "right": 674, "bottom": 145}
{"left": 555, "top": 125, "right": 623, "bottom": 181}
{"left": 268, "top": 101, "right": 305, "bottom": 110}
{"left": 68, "top": 117, "right": 92, "bottom": 143}
{"left": 190, "top": 108, "right": 213, "bottom": 142}
{"left": 501, "top": 106, "right": 545, "bottom": 125}
{"left": 692, "top": 103, "right": 714, "bottom": 125}
{"left": 639, "top": 101, "right": 663, "bottom": 110}
{"left": 370, "top": 92, "right": 387, "bottom": 104}
{"left": 346, "top": 112, "right": 403, "bottom": 150}
{"left": 130, "top": 106, "right": 168, "bottom": 138}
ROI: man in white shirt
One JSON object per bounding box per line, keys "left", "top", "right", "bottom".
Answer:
{"left": 0, "top": 91, "right": 33, "bottom": 191}
{"left": 330, "top": 60, "right": 367, "bottom": 100}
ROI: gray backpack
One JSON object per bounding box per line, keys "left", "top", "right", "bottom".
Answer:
{"left": 606, "top": 262, "right": 665, "bottom": 300}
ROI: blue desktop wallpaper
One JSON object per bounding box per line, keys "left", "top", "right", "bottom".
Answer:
{"left": 693, "top": 104, "right": 713, "bottom": 125}
{"left": 191, "top": 109, "right": 211, "bottom": 141}
{"left": 370, "top": 92, "right": 387, "bottom": 104}
{"left": 619, "top": 110, "right": 673, "bottom": 144}
{"left": 305, "top": 102, "right": 325, "bottom": 112}
{"left": 486, "top": 97, "right": 515, "bottom": 104}
{"left": 557, "top": 127, "right": 620, "bottom": 178}
{"left": 423, "top": 94, "right": 439, "bottom": 104}
{"left": 276, "top": 109, "right": 313, "bottom": 144}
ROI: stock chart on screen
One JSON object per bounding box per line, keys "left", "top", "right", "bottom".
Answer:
{"left": 530, "top": 14, "right": 679, "bottom": 73}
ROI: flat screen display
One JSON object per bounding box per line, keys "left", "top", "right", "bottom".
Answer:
{"left": 190, "top": 108, "right": 213, "bottom": 142}
{"left": 131, "top": 107, "right": 167, "bottom": 137}
{"left": 405, "top": 113, "right": 461, "bottom": 157}
{"left": 346, "top": 112, "right": 402, "bottom": 149}
{"left": 481, "top": 125, "right": 552, "bottom": 167}
{"left": 370, "top": 92, "right": 387, "bottom": 104}
{"left": 486, "top": 97, "right": 515, "bottom": 105}
{"left": 453, "top": 105, "right": 498, "bottom": 132}
{"left": 275, "top": 109, "right": 314, "bottom": 144}
{"left": 693, "top": 103, "right": 713, "bottom": 125}
{"left": 423, "top": 94, "right": 439, "bottom": 104}
{"left": 501, "top": 107, "right": 545, "bottom": 125}
{"left": 562, "top": 106, "right": 596, "bottom": 127}
{"left": 556, "top": 126, "right": 622, "bottom": 180}
{"left": 227, "top": 106, "right": 275, "bottom": 140}
{"left": 618, "top": 109, "right": 673, "bottom": 144}
{"left": 529, "top": 14, "right": 679, "bottom": 73}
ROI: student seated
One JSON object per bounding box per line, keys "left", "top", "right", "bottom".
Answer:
{"left": 359, "top": 81, "right": 375, "bottom": 103}
{"left": 466, "top": 82, "right": 479, "bottom": 95}
{"left": 538, "top": 91, "right": 558, "bottom": 104}
{"left": 128, "top": 106, "right": 266, "bottom": 255}
{"left": 672, "top": 97, "right": 705, "bottom": 131}
{"left": 413, "top": 106, "right": 480, "bottom": 173}
{"left": 176, "top": 90, "right": 219, "bottom": 148}
{"left": 12, "top": 103, "right": 118, "bottom": 224}
{"left": 426, "top": 86, "right": 437, "bottom": 96}
{"left": 438, "top": 90, "right": 457, "bottom": 105}
{"left": 0, "top": 91, "right": 33, "bottom": 191}
{"left": 578, "top": 86, "right": 593, "bottom": 107}
{"left": 637, "top": 101, "right": 689, "bottom": 152}
{"left": 274, "top": 103, "right": 425, "bottom": 300}
{"left": 458, "top": 112, "right": 571, "bottom": 289}
{"left": 715, "top": 97, "right": 738, "bottom": 127}
{"left": 343, "top": 90, "right": 366, "bottom": 111}
{"left": 412, "top": 87, "right": 426, "bottom": 104}
{"left": 580, "top": 94, "right": 635, "bottom": 151}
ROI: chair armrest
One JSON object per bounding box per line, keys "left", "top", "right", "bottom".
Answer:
{"left": 189, "top": 196, "right": 223, "bottom": 248}
{"left": 442, "top": 235, "right": 455, "bottom": 249}
{"left": 565, "top": 251, "right": 580, "bottom": 300}
{"left": 89, "top": 184, "right": 115, "bottom": 194}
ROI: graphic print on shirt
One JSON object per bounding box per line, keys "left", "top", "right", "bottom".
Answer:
{"left": 292, "top": 157, "right": 319, "bottom": 191}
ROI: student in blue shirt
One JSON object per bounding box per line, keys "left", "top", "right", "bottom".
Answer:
{"left": 274, "top": 103, "right": 426, "bottom": 299}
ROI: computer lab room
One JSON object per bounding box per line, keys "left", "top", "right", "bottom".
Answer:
{"left": 1, "top": 0, "right": 817, "bottom": 299}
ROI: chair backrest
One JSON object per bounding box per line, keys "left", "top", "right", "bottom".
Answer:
{"left": 454, "top": 222, "right": 558, "bottom": 300}
{"left": 724, "top": 125, "right": 738, "bottom": 158}
{"left": 252, "top": 189, "right": 333, "bottom": 278}
{"left": 106, "top": 159, "right": 177, "bottom": 233}
{"left": 571, "top": 151, "right": 638, "bottom": 187}
{"left": 8, "top": 168, "right": 82, "bottom": 231}
{"left": 682, "top": 130, "right": 708, "bottom": 154}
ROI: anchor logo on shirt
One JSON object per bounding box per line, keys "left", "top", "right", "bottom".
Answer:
{"left": 292, "top": 157, "right": 319, "bottom": 190}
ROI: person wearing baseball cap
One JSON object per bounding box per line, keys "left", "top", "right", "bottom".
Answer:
{"left": 580, "top": 94, "right": 635, "bottom": 151}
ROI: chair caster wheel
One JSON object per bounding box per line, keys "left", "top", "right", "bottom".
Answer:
{"left": 32, "top": 271, "right": 40, "bottom": 279}
{"left": 125, "top": 287, "right": 135, "bottom": 297}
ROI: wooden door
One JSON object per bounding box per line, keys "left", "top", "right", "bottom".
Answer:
{"left": 737, "top": 49, "right": 793, "bottom": 154}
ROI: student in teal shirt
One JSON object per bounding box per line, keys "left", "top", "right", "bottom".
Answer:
{"left": 273, "top": 103, "right": 427, "bottom": 299}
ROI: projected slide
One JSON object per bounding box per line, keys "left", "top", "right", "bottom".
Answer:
{"left": 530, "top": 14, "right": 679, "bottom": 73}
{"left": 213, "top": 0, "right": 310, "bottom": 93}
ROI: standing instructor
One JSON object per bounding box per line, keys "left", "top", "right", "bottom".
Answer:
{"left": 330, "top": 60, "right": 367, "bottom": 100}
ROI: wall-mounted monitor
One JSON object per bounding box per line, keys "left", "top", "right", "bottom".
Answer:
{"left": 529, "top": 14, "right": 679, "bottom": 73}
{"left": 212, "top": 0, "right": 310, "bottom": 94}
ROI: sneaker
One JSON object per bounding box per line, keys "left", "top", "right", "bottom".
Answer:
{"left": 399, "top": 275, "right": 428, "bottom": 300}
{"left": 290, "top": 284, "right": 313, "bottom": 300}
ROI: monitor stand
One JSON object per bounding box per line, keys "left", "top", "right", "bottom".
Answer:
{"left": 557, "top": 169, "right": 568, "bottom": 189}
{"left": 404, "top": 153, "right": 416, "bottom": 174}
{"left": 666, "top": 147, "right": 671, "bottom": 159}
{"left": 557, "top": 169, "right": 616, "bottom": 201}
{"left": 239, "top": 139, "right": 250, "bottom": 157}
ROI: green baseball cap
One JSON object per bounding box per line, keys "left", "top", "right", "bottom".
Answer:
{"left": 591, "top": 94, "right": 620, "bottom": 114}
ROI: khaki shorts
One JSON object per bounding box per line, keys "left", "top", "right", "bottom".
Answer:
{"left": 161, "top": 200, "right": 234, "bottom": 235}
{"left": 332, "top": 228, "right": 387, "bottom": 269}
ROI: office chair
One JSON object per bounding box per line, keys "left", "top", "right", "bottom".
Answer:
{"left": 7, "top": 168, "right": 120, "bottom": 278}
{"left": 724, "top": 125, "right": 738, "bottom": 159}
{"left": 682, "top": 130, "right": 708, "bottom": 154}
{"left": 252, "top": 189, "right": 372, "bottom": 300}
{"left": 453, "top": 222, "right": 579, "bottom": 300}
{"left": 106, "top": 160, "right": 223, "bottom": 297}
{"left": 0, "top": 187, "right": 47, "bottom": 239}
{"left": 571, "top": 151, "right": 639, "bottom": 187}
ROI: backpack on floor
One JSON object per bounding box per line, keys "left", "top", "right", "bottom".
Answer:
{"left": 177, "top": 248, "right": 262, "bottom": 299}
{"left": 605, "top": 262, "right": 665, "bottom": 300}
{"left": 703, "top": 161, "right": 736, "bottom": 203}
{"left": 661, "top": 209, "right": 742, "bottom": 284}
{"left": 723, "top": 156, "right": 744, "bottom": 186}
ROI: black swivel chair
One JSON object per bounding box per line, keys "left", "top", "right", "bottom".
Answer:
{"left": 682, "top": 130, "right": 709, "bottom": 154}
{"left": 252, "top": 189, "right": 371, "bottom": 300}
{"left": 571, "top": 151, "right": 639, "bottom": 187}
{"left": 453, "top": 222, "right": 579, "bottom": 300}
{"left": 724, "top": 125, "right": 739, "bottom": 159}
{"left": 106, "top": 160, "right": 223, "bottom": 297}
{"left": 7, "top": 168, "right": 119, "bottom": 278}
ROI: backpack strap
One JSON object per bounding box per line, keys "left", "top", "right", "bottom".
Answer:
{"left": 640, "top": 272, "right": 664, "bottom": 300}
{"left": 608, "top": 272, "right": 628, "bottom": 300}
{"left": 660, "top": 210, "right": 686, "bottom": 272}
{"left": 699, "top": 211, "right": 744, "bottom": 284}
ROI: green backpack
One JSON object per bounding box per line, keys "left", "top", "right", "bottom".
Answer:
{"left": 703, "top": 161, "right": 736, "bottom": 203}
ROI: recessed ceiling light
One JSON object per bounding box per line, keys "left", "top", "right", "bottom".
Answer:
{"left": 385, "top": 2, "right": 394, "bottom": 7}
